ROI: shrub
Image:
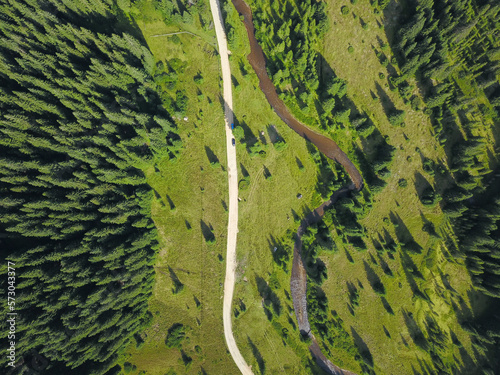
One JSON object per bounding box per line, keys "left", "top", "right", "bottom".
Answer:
{"left": 170, "top": 35, "right": 181, "bottom": 44}
{"left": 123, "top": 362, "right": 136, "bottom": 374}
{"left": 239, "top": 176, "right": 250, "bottom": 190}
{"left": 411, "top": 96, "right": 423, "bottom": 110}
{"left": 341, "top": 6, "right": 350, "bottom": 15}
{"left": 181, "top": 351, "right": 192, "bottom": 368}
{"left": 379, "top": 72, "right": 386, "bottom": 79}
{"left": 193, "top": 74, "right": 204, "bottom": 84}
{"left": 134, "top": 333, "right": 145, "bottom": 349}
{"left": 422, "top": 158, "right": 435, "bottom": 176}
{"left": 165, "top": 324, "right": 187, "bottom": 349}
{"left": 398, "top": 179, "right": 408, "bottom": 188}
{"left": 348, "top": 45, "right": 354, "bottom": 53}
{"left": 362, "top": 23, "right": 369, "bottom": 30}
{"left": 172, "top": 281, "right": 184, "bottom": 294}
{"left": 378, "top": 167, "right": 391, "bottom": 179}
{"left": 420, "top": 187, "right": 441, "bottom": 207}
{"left": 357, "top": 122, "right": 375, "bottom": 137}
{"left": 351, "top": 0, "right": 358, "bottom": 3}
{"left": 388, "top": 110, "right": 406, "bottom": 126}
{"left": 269, "top": 272, "right": 281, "bottom": 290}
{"left": 274, "top": 139, "right": 288, "bottom": 151}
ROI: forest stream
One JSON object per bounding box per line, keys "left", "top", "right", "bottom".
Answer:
{"left": 231, "top": 0, "right": 362, "bottom": 373}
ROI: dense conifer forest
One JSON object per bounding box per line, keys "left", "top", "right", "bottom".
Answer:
{"left": 237, "top": 0, "right": 500, "bottom": 372}
{"left": 389, "top": 0, "right": 500, "bottom": 299}
{"left": 0, "top": 0, "right": 180, "bottom": 373}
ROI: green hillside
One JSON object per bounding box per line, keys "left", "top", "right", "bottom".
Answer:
{"left": 1, "top": 0, "right": 499, "bottom": 374}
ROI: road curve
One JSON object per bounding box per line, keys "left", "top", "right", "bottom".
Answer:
{"left": 208, "top": 1, "right": 254, "bottom": 374}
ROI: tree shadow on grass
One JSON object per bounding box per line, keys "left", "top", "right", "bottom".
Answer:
{"left": 377, "top": 254, "right": 393, "bottom": 277}
{"left": 410, "top": 364, "right": 420, "bottom": 375}
{"left": 247, "top": 336, "right": 265, "bottom": 374}
{"left": 402, "top": 308, "right": 428, "bottom": 350}
{"left": 350, "top": 327, "right": 373, "bottom": 368}
{"left": 295, "top": 157, "right": 304, "bottom": 170}
{"left": 345, "top": 248, "right": 354, "bottom": 263}
{"left": 291, "top": 209, "right": 302, "bottom": 224}
{"left": 458, "top": 345, "right": 476, "bottom": 371}
{"left": 416, "top": 356, "right": 435, "bottom": 375}
{"left": 363, "top": 260, "right": 386, "bottom": 296}
{"left": 240, "top": 163, "right": 250, "bottom": 178}
{"left": 424, "top": 314, "right": 448, "bottom": 352}
{"left": 168, "top": 266, "right": 184, "bottom": 294}
{"left": 263, "top": 165, "right": 271, "bottom": 179}
{"left": 381, "top": 297, "right": 394, "bottom": 315}
{"left": 238, "top": 120, "right": 258, "bottom": 148}
{"left": 419, "top": 211, "right": 440, "bottom": 239}
{"left": 267, "top": 235, "right": 290, "bottom": 272}
{"left": 400, "top": 251, "right": 424, "bottom": 280}
{"left": 389, "top": 211, "right": 422, "bottom": 254}
{"left": 383, "top": 325, "right": 391, "bottom": 338}
{"left": 204, "top": 146, "right": 219, "bottom": 165}
{"left": 166, "top": 195, "right": 175, "bottom": 210}
{"left": 368, "top": 252, "right": 378, "bottom": 265}
{"left": 413, "top": 171, "right": 433, "bottom": 200}
{"left": 266, "top": 124, "right": 281, "bottom": 144}
{"left": 258, "top": 129, "right": 267, "bottom": 145}
{"left": 200, "top": 220, "right": 215, "bottom": 243}
{"left": 399, "top": 251, "right": 429, "bottom": 302}
{"left": 451, "top": 297, "right": 473, "bottom": 325}
{"left": 375, "top": 81, "right": 398, "bottom": 119}
{"left": 256, "top": 275, "right": 281, "bottom": 317}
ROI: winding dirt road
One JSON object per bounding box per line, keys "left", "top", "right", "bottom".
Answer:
{"left": 208, "top": 0, "right": 253, "bottom": 374}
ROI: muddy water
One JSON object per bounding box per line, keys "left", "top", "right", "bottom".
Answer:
{"left": 231, "top": 0, "right": 361, "bottom": 373}
{"left": 231, "top": 0, "right": 363, "bottom": 190}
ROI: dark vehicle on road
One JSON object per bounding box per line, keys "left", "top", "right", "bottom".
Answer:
{"left": 232, "top": 138, "right": 235, "bottom": 146}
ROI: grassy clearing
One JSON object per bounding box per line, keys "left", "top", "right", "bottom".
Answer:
{"left": 313, "top": 1, "right": 488, "bottom": 373}
{"left": 118, "top": 2, "right": 327, "bottom": 374}
{"left": 117, "top": 9, "right": 239, "bottom": 375}
{"left": 226, "top": 10, "right": 325, "bottom": 375}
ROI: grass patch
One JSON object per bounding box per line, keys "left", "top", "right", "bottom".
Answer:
{"left": 317, "top": 0, "right": 487, "bottom": 373}
{"left": 118, "top": 6, "right": 238, "bottom": 375}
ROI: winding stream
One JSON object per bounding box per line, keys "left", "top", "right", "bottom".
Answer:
{"left": 231, "top": 0, "right": 362, "bottom": 373}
